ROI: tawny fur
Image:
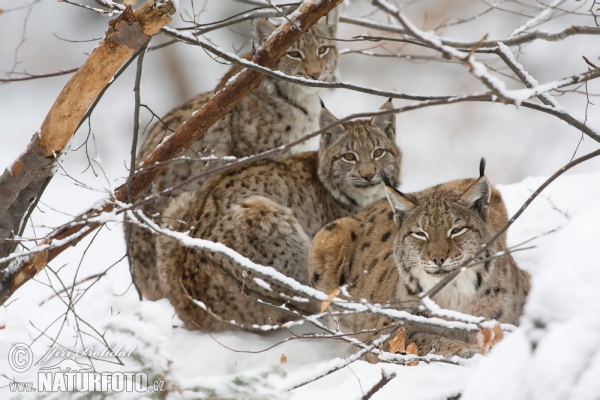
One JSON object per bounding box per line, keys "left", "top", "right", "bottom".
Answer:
{"left": 130, "top": 14, "right": 340, "bottom": 300}
{"left": 308, "top": 175, "right": 530, "bottom": 360}
{"left": 156, "top": 106, "right": 403, "bottom": 332}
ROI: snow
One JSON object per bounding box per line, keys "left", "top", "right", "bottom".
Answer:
{"left": 2, "top": 170, "right": 600, "bottom": 399}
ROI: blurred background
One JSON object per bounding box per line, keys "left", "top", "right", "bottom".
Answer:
{"left": 0, "top": 0, "right": 599, "bottom": 251}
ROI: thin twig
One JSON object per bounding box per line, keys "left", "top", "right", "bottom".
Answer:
{"left": 362, "top": 370, "right": 397, "bottom": 400}
{"left": 125, "top": 39, "right": 150, "bottom": 301}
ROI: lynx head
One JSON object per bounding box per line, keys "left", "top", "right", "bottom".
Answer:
{"left": 385, "top": 176, "right": 496, "bottom": 301}
{"left": 318, "top": 101, "right": 402, "bottom": 208}
{"left": 252, "top": 8, "right": 339, "bottom": 86}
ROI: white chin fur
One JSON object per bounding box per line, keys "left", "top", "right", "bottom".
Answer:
{"left": 344, "top": 183, "right": 386, "bottom": 208}
{"left": 297, "top": 84, "right": 322, "bottom": 94}
{"left": 417, "top": 268, "right": 478, "bottom": 310}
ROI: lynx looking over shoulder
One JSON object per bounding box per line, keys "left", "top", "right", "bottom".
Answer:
{"left": 308, "top": 164, "right": 530, "bottom": 359}
{"left": 156, "top": 103, "right": 402, "bottom": 332}
{"left": 130, "top": 12, "right": 340, "bottom": 300}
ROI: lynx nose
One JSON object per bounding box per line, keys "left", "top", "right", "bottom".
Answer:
{"left": 309, "top": 71, "right": 321, "bottom": 80}
{"left": 431, "top": 254, "right": 446, "bottom": 267}
{"left": 362, "top": 173, "right": 374, "bottom": 182}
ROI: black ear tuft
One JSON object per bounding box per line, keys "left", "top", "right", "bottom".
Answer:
{"left": 388, "top": 97, "right": 393, "bottom": 103}
{"left": 319, "top": 97, "right": 325, "bottom": 108}
{"left": 479, "top": 157, "right": 486, "bottom": 177}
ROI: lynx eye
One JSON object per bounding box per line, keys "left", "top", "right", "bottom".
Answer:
{"left": 342, "top": 152, "right": 357, "bottom": 162}
{"left": 286, "top": 50, "right": 303, "bottom": 60}
{"left": 372, "top": 148, "right": 385, "bottom": 159}
{"left": 410, "top": 231, "right": 428, "bottom": 241}
{"left": 449, "top": 227, "right": 467, "bottom": 238}
{"left": 317, "top": 46, "right": 330, "bottom": 56}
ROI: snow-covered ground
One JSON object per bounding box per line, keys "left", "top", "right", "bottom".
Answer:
{"left": 1, "top": 170, "right": 599, "bottom": 399}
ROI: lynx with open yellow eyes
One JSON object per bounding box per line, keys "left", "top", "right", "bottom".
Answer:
{"left": 308, "top": 166, "right": 530, "bottom": 360}
{"left": 129, "top": 10, "right": 340, "bottom": 301}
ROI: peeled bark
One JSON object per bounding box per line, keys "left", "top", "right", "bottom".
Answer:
{"left": 0, "top": 1, "right": 176, "bottom": 261}
{"left": 0, "top": 0, "right": 343, "bottom": 305}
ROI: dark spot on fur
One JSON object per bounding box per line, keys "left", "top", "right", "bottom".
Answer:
{"left": 351, "top": 231, "right": 357, "bottom": 241}
{"left": 312, "top": 272, "right": 320, "bottom": 285}
{"left": 324, "top": 223, "right": 337, "bottom": 232}
{"left": 368, "top": 215, "right": 376, "bottom": 223}
{"left": 493, "top": 309, "right": 504, "bottom": 320}
{"left": 381, "top": 231, "right": 392, "bottom": 242}
{"left": 340, "top": 273, "right": 346, "bottom": 286}
{"left": 225, "top": 181, "right": 234, "bottom": 189}
{"left": 285, "top": 125, "right": 291, "bottom": 131}
{"left": 475, "top": 272, "right": 483, "bottom": 290}
{"left": 405, "top": 283, "right": 418, "bottom": 295}
{"left": 383, "top": 251, "right": 392, "bottom": 261}
{"left": 388, "top": 210, "right": 394, "bottom": 220}
{"left": 361, "top": 242, "right": 371, "bottom": 250}
{"left": 416, "top": 282, "right": 424, "bottom": 293}
{"left": 369, "top": 258, "right": 379, "bottom": 271}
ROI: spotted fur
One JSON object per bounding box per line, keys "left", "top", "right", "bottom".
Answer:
{"left": 130, "top": 12, "right": 340, "bottom": 300}
{"left": 156, "top": 105, "right": 402, "bottom": 332}
{"left": 308, "top": 174, "right": 530, "bottom": 360}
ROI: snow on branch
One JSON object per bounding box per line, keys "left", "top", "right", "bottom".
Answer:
{"left": 130, "top": 208, "right": 494, "bottom": 335}
{"left": 508, "top": 0, "right": 564, "bottom": 39}
{"left": 341, "top": 15, "right": 600, "bottom": 49}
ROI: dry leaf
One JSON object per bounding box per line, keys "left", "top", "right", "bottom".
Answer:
{"left": 406, "top": 342, "right": 419, "bottom": 366}
{"left": 280, "top": 354, "right": 287, "bottom": 364}
{"left": 389, "top": 327, "right": 407, "bottom": 354}
{"left": 491, "top": 323, "right": 504, "bottom": 346}
{"left": 320, "top": 287, "right": 340, "bottom": 312}
{"left": 476, "top": 323, "right": 504, "bottom": 355}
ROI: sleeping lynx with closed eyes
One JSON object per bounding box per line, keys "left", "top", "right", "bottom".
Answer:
{"left": 130, "top": 11, "right": 340, "bottom": 300}
{"left": 156, "top": 103, "right": 402, "bottom": 332}
{"left": 308, "top": 163, "right": 530, "bottom": 360}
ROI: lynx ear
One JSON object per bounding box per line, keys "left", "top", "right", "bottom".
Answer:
{"left": 320, "top": 107, "right": 345, "bottom": 148}
{"left": 460, "top": 176, "right": 491, "bottom": 219}
{"left": 370, "top": 100, "right": 396, "bottom": 140}
{"left": 252, "top": 18, "right": 277, "bottom": 47}
{"left": 316, "top": 6, "right": 340, "bottom": 37}
{"left": 385, "top": 186, "right": 415, "bottom": 227}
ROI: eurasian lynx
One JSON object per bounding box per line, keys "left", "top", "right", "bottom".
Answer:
{"left": 308, "top": 165, "right": 530, "bottom": 359}
{"left": 130, "top": 12, "right": 340, "bottom": 300}
{"left": 156, "top": 103, "right": 402, "bottom": 332}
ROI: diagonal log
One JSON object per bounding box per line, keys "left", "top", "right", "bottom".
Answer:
{"left": 0, "top": 0, "right": 344, "bottom": 306}
{"left": 0, "top": 0, "right": 177, "bottom": 261}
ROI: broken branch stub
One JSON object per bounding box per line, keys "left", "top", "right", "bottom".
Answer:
{"left": 0, "top": 0, "right": 177, "bottom": 301}
{"left": 0, "top": 0, "right": 176, "bottom": 261}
